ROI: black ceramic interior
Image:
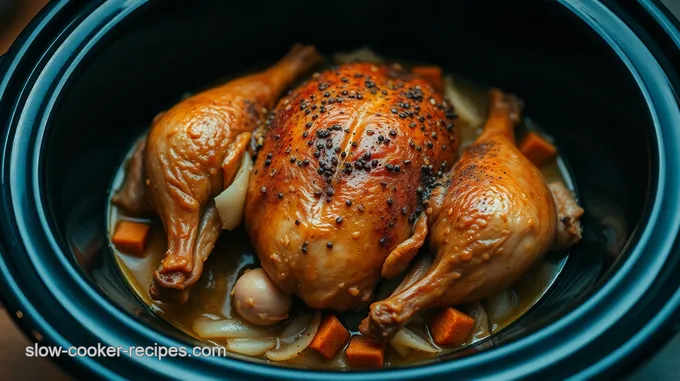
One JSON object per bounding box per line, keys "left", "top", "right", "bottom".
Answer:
{"left": 46, "top": 0, "right": 651, "bottom": 365}
{"left": 48, "top": 0, "right": 649, "bottom": 342}
{"left": 2, "top": 0, "right": 680, "bottom": 380}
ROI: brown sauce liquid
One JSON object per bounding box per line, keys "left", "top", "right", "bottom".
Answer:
{"left": 108, "top": 73, "right": 576, "bottom": 370}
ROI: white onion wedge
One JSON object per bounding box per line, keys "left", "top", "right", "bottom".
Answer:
{"left": 265, "top": 311, "right": 321, "bottom": 361}
{"left": 226, "top": 338, "right": 277, "bottom": 356}
{"left": 390, "top": 327, "right": 440, "bottom": 353}
{"left": 483, "top": 288, "right": 518, "bottom": 328}
{"left": 329, "top": 353, "right": 349, "bottom": 369}
{"left": 215, "top": 153, "right": 253, "bottom": 230}
{"left": 464, "top": 302, "right": 491, "bottom": 338}
{"left": 333, "top": 46, "right": 384, "bottom": 64}
{"left": 444, "top": 76, "right": 484, "bottom": 128}
{"left": 279, "top": 314, "right": 312, "bottom": 344}
{"left": 192, "top": 317, "right": 270, "bottom": 339}
{"left": 390, "top": 341, "right": 412, "bottom": 358}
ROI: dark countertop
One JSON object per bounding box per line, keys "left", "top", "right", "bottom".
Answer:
{"left": 0, "top": 304, "right": 66, "bottom": 380}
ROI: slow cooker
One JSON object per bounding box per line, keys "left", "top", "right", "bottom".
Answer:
{"left": 1, "top": 0, "right": 680, "bottom": 379}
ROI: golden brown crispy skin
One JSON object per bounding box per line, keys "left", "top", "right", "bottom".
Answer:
{"left": 360, "top": 89, "right": 583, "bottom": 339}
{"left": 113, "top": 45, "right": 322, "bottom": 303}
{"left": 245, "top": 63, "right": 459, "bottom": 311}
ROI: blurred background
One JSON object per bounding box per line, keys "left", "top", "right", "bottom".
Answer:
{"left": 1, "top": 0, "right": 679, "bottom": 380}
{"left": 0, "top": 0, "right": 48, "bottom": 54}
{"left": 2, "top": 1, "right": 61, "bottom": 378}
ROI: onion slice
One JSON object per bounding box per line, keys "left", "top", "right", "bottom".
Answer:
{"left": 226, "top": 338, "right": 277, "bottom": 356}
{"left": 279, "top": 314, "right": 312, "bottom": 344}
{"left": 193, "top": 317, "right": 270, "bottom": 339}
{"left": 390, "top": 327, "right": 440, "bottom": 353}
{"left": 390, "top": 341, "right": 412, "bottom": 358}
{"left": 463, "top": 302, "right": 491, "bottom": 338}
{"left": 265, "top": 311, "right": 321, "bottom": 361}
{"left": 483, "top": 288, "right": 518, "bottom": 330}
{"left": 215, "top": 153, "right": 253, "bottom": 230}
{"left": 329, "top": 352, "right": 349, "bottom": 369}
{"left": 333, "top": 46, "right": 384, "bottom": 64}
{"left": 444, "top": 76, "right": 484, "bottom": 128}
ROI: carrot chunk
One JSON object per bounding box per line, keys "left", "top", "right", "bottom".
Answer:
{"left": 345, "top": 335, "right": 385, "bottom": 368}
{"left": 310, "top": 314, "right": 350, "bottom": 359}
{"left": 519, "top": 132, "right": 557, "bottom": 166}
{"left": 412, "top": 66, "right": 443, "bottom": 91}
{"left": 112, "top": 221, "right": 150, "bottom": 256}
{"left": 428, "top": 307, "right": 475, "bottom": 347}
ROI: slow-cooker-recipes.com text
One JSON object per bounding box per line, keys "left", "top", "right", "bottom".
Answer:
{"left": 25, "top": 343, "right": 226, "bottom": 360}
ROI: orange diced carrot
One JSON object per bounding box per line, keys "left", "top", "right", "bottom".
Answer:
{"left": 412, "top": 66, "right": 443, "bottom": 91}
{"left": 310, "top": 314, "right": 350, "bottom": 359}
{"left": 345, "top": 335, "right": 385, "bottom": 368}
{"left": 428, "top": 307, "right": 475, "bottom": 347}
{"left": 519, "top": 132, "right": 557, "bottom": 166}
{"left": 112, "top": 221, "right": 150, "bottom": 256}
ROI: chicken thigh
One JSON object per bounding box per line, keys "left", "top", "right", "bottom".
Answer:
{"left": 112, "top": 45, "right": 322, "bottom": 303}
{"left": 245, "top": 63, "right": 459, "bottom": 311}
{"left": 360, "top": 89, "right": 583, "bottom": 338}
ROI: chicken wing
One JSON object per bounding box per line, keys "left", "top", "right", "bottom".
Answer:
{"left": 360, "top": 89, "right": 583, "bottom": 338}
{"left": 245, "top": 63, "right": 459, "bottom": 311}
{"left": 112, "top": 45, "right": 322, "bottom": 303}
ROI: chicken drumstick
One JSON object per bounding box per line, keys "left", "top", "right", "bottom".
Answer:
{"left": 112, "top": 45, "right": 322, "bottom": 303}
{"left": 360, "top": 89, "right": 583, "bottom": 339}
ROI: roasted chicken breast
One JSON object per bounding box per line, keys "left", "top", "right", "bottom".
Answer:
{"left": 245, "top": 63, "right": 459, "bottom": 311}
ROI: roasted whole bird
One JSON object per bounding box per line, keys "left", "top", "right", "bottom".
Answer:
{"left": 112, "top": 45, "right": 322, "bottom": 303}
{"left": 109, "top": 45, "right": 587, "bottom": 368}
{"left": 360, "top": 89, "right": 584, "bottom": 339}
{"left": 244, "top": 62, "right": 460, "bottom": 311}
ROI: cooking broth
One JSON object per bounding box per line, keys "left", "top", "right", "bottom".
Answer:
{"left": 108, "top": 63, "right": 576, "bottom": 369}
